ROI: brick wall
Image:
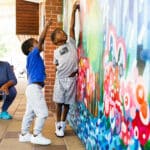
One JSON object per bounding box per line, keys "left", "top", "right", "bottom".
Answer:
{"left": 16, "top": 0, "right": 39, "bottom": 35}
{"left": 44, "top": 0, "right": 63, "bottom": 111}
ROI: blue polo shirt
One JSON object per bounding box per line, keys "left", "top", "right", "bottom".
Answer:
{"left": 26, "top": 47, "right": 46, "bottom": 86}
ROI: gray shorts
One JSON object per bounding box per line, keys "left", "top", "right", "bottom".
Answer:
{"left": 53, "top": 77, "right": 76, "bottom": 104}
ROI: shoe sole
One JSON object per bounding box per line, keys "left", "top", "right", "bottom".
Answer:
{"left": 19, "top": 136, "right": 31, "bottom": 143}
{"left": 31, "top": 140, "right": 51, "bottom": 145}
{"left": 19, "top": 140, "right": 31, "bottom": 142}
{"left": 55, "top": 132, "right": 64, "bottom": 138}
{"left": 0, "top": 117, "right": 12, "bottom": 120}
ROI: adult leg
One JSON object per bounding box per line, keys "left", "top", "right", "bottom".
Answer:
{"left": 0, "top": 87, "right": 17, "bottom": 119}
{"left": 2, "top": 87, "right": 17, "bottom": 112}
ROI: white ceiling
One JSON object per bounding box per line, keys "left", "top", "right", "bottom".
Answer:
{"left": 24, "top": 0, "right": 44, "bottom": 3}
{"left": 0, "top": 0, "right": 14, "bottom": 6}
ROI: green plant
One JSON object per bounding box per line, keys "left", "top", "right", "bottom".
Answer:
{"left": 0, "top": 39, "right": 7, "bottom": 58}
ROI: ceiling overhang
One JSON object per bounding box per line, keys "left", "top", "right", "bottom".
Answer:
{"left": 24, "top": 0, "right": 44, "bottom": 3}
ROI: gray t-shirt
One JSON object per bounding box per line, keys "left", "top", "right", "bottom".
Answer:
{"left": 53, "top": 37, "right": 78, "bottom": 78}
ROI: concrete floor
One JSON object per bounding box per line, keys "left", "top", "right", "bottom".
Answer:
{"left": 0, "top": 77, "right": 85, "bottom": 150}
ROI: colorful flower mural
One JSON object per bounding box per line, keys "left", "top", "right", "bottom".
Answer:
{"left": 64, "top": 0, "right": 150, "bottom": 149}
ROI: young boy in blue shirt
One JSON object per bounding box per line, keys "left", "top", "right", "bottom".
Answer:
{"left": 19, "top": 19, "right": 52, "bottom": 145}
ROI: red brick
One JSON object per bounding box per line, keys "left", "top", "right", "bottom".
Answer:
{"left": 16, "top": 0, "right": 39, "bottom": 35}
{"left": 44, "top": 0, "right": 63, "bottom": 110}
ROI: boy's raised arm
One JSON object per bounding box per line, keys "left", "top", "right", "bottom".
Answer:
{"left": 70, "top": 1, "right": 80, "bottom": 40}
{"left": 38, "top": 19, "right": 52, "bottom": 51}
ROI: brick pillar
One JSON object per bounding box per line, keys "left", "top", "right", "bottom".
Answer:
{"left": 44, "top": 0, "right": 63, "bottom": 111}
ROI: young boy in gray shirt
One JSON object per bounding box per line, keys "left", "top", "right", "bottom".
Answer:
{"left": 51, "top": 1, "right": 79, "bottom": 137}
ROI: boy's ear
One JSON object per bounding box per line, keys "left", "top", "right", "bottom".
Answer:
{"left": 53, "top": 38, "right": 57, "bottom": 44}
{"left": 29, "top": 46, "right": 34, "bottom": 52}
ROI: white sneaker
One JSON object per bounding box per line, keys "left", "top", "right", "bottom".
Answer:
{"left": 30, "top": 134, "right": 51, "bottom": 145}
{"left": 61, "top": 121, "right": 66, "bottom": 131}
{"left": 19, "top": 133, "right": 32, "bottom": 142}
{"left": 55, "top": 122, "right": 64, "bottom": 137}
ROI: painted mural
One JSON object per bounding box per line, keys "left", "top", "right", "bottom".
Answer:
{"left": 64, "top": 0, "right": 150, "bottom": 149}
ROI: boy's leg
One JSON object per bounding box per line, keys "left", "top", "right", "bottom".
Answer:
{"left": 61, "top": 104, "right": 69, "bottom": 131}
{"left": 19, "top": 104, "right": 34, "bottom": 143}
{"left": 55, "top": 103, "right": 64, "bottom": 137}
{"left": 56, "top": 103, "right": 63, "bottom": 122}
{"left": 53, "top": 78, "right": 65, "bottom": 137}
{"left": 62, "top": 104, "right": 69, "bottom": 121}
{"left": 19, "top": 87, "right": 34, "bottom": 142}
{"left": 21, "top": 102, "right": 35, "bottom": 134}
{"left": 60, "top": 77, "right": 76, "bottom": 132}
{"left": 30, "top": 85, "right": 48, "bottom": 135}
{"left": 29, "top": 84, "right": 50, "bottom": 145}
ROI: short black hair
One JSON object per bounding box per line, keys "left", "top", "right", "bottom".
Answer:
{"left": 50, "top": 28, "right": 62, "bottom": 44}
{"left": 21, "top": 38, "right": 35, "bottom": 56}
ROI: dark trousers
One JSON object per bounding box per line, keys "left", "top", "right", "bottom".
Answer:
{"left": 2, "top": 87, "right": 17, "bottom": 112}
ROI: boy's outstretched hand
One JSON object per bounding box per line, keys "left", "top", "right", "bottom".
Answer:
{"left": 45, "top": 19, "right": 52, "bottom": 27}
{"left": 38, "top": 19, "right": 52, "bottom": 51}
{"left": 70, "top": 0, "right": 80, "bottom": 39}
{"left": 73, "top": 0, "right": 80, "bottom": 11}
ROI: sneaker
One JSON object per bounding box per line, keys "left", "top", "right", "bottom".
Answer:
{"left": 55, "top": 122, "right": 64, "bottom": 137}
{"left": 0, "top": 111, "right": 12, "bottom": 120}
{"left": 19, "top": 133, "right": 32, "bottom": 142}
{"left": 61, "top": 121, "right": 66, "bottom": 131}
{"left": 30, "top": 134, "right": 51, "bottom": 145}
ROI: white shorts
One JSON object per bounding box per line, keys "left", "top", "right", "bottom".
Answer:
{"left": 53, "top": 77, "right": 76, "bottom": 105}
